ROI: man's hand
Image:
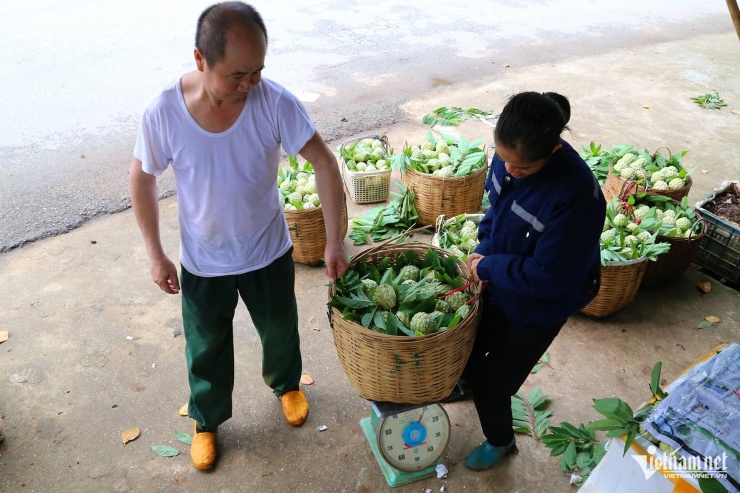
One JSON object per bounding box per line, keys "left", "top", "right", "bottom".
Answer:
{"left": 324, "top": 239, "right": 349, "bottom": 283}
{"left": 466, "top": 252, "right": 484, "bottom": 282}
{"left": 150, "top": 255, "right": 180, "bottom": 294}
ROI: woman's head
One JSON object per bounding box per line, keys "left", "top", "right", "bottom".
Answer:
{"left": 494, "top": 91, "right": 570, "bottom": 178}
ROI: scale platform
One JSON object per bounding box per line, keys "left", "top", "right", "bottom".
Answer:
{"left": 360, "top": 400, "right": 450, "bottom": 488}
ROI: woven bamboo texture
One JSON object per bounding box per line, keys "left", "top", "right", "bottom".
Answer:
{"left": 581, "top": 257, "right": 649, "bottom": 317}
{"left": 602, "top": 168, "right": 692, "bottom": 203}
{"left": 642, "top": 211, "right": 706, "bottom": 287}
{"left": 284, "top": 194, "right": 348, "bottom": 265}
{"left": 328, "top": 243, "right": 481, "bottom": 403}
{"left": 400, "top": 165, "right": 488, "bottom": 227}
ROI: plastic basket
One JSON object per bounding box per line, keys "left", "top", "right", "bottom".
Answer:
{"left": 339, "top": 135, "right": 393, "bottom": 204}
{"left": 284, "top": 193, "right": 348, "bottom": 265}
{"left": 343, "top": 166, "right": 391, "bottom": 204}
{"left": 327, "top": 242, "right": 481, "bottom": 404}
{"left": 694, "top": 182, "right": 740, "bottom": 284}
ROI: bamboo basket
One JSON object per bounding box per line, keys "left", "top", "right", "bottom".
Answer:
{"left": 581, "top": 257, "right": 649, "bottom": 317}
{"left": 327, "top": 243, "right": 481, "bottom": 403}
{"left": 602, "top": 147, "right": 692, "bottom": 203}
{"left": 642, "top": 210, "right": 707, "bottom": 287}
{"left": 284, "top": 194, "right": 348, "bottom": 265}
{"left": 401, "top": 164, "right": 488, "bottom": 227}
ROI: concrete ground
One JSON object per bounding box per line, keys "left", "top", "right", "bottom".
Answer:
{"left": 1, "top": 32, "right": 739, "bottom": 493}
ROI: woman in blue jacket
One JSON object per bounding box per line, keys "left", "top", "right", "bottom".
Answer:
{"left": 462, "top": 91, "right": 606, "bottom": 470}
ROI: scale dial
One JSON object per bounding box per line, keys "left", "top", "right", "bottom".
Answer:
{"left": 377, "top": 404, "right": 450, "bottom": 472}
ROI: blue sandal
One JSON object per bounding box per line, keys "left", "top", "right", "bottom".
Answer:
{"left": 464, "top": 438, "right": 518, "bottom": 471}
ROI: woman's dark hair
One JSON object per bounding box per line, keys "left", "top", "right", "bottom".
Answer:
{"left": 195, "top": 2, "right": 268, "bottom": 66}
{"left": 494, "top": 91, "right": 571, "bottom": 162}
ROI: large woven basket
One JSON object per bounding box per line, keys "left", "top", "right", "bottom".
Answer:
{"left": 327, "top": 243, "right": 481, "bottom": 403}
{"left": 581, "top": 257, "right": 649, "bottom": 317}
{"left": 642, "top": 210, "right": 706, "bottom": 287}
{"left": 284, "top": 194, "right": 348, "bottom": 265}
{"left": 401, "top": 164, "right": 488, "bottom": 227}
{"left": 602, "top": 169, "right": 692, "bottom": 203}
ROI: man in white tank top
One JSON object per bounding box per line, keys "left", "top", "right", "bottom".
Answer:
{"left": 129, "top": 2, "right": 348, "bottom": 471}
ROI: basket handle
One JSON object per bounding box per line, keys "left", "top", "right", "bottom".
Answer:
{"left": 652, "top": 146, "right": 672, "bottom": 161}
{"left": 688, "top": 217, "right": 707, "bottom": 240}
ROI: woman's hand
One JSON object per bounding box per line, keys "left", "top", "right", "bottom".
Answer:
{"left": 466, "top": 253, "right": 484, "bottom": 282}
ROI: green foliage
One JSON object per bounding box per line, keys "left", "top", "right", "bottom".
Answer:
{"left": 580, "top": 142, "right": 635, "bottom": 185}
{"left": 541, "top": 422, "right": 605, "bottom": 483}
{"left": 422, "top": 106, "right": 496, "bottom": 127}
{"left": 600, "top": 196, "right": 671, "bottom": 265}
{"left": 390, "top": 132, "right": 486, "bottom": 177}
{"left": 349, "top": 183, "right": 419, "bottom": 245}
{"left": 649, "top": 361, "right": 668, "bottom": 401}
{"left": 530, "top": 352, "right": 551, "bottom": 374}
{"left": 328, "top": 247, "right": 472, "bottom": 335}
{"left": 691, "top": 92, "right": 727, "bottom": 110}
{"left": 511, "top": 387, "right": 553, "bottom": 439}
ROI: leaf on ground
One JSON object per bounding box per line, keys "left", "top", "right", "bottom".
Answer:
{"left": 151, "top": 445, "right": 180, "bottom": 457}
{"left": 121, "top": 427, "right": 140, "bottom": 444}
{"left": 530, "top": 364, "right": 543, "bottom": 374}
{"left": 696, "top": 281, "right": 712, "bottom": 294}
{"left": 731, "top": 110, "right": 740, "bottom": 115}
{"left": 0, "top": 331, "right": 8, "bottom": 343}
{"left": 175, "top": 430, "right": 192, "bottom": 445}
{"left": 300, "top": 374, "right": 314, "bottom": 385}
{"left": 700, "top": 169, "right": 709, "bottom": 174}
{"left": 643, "top": 104, "right": 652, "bottom": 109}
{"left": 697, "top": 321, "right": 713, "bottom": 330}
{"left": 705, "top": 316, "right": 720, "bottom": 324}
{"left": 178, "top": 403, "right": 188, "bottom": 416}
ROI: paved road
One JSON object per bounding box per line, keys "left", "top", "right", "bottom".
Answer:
{"left": 0, "top": 0, "right": 733, "bottom": 252}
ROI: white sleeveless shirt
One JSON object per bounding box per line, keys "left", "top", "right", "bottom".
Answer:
{"left": 134, "top": 77, "right": 315, "bottom": 276}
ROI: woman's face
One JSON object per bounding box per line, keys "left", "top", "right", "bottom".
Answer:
{"left": 495, "top": 143, "right": 561, "bottom": 179}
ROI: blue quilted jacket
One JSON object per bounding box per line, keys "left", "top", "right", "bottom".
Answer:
{"left": 475, "top": 140, "right": 606, "bottom": 327}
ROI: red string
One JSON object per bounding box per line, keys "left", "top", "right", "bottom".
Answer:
{"left": 438, "top": 277, "right": 476, "bottom": 299}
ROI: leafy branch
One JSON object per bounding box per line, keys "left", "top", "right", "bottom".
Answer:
{"left": 691, "top": 92, "right": 727, "bottom": 110}
{"left": 512, "top": 387, "right": 553, "bottom": 439}
{"left": 422, "top": 106, "right": 497, "bottom": 127}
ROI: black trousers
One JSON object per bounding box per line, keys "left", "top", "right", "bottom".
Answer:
{"left": 466, "top": 303, "right": 565, "bottom": 446}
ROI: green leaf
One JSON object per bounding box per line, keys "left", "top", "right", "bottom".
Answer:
{"left": 151, "top": 445, "right": 180, "bottom": 457}
{"left": 175, "top": 430, "right": 192, "bottom": 445}
{"left": 698, "top": 320, "right": 713, "bottom": 330}
{"left": 334, "top": 296, "right": 375, "bottom": 310}
{"left": 698, "top": 476, "right": 730, "bottom": 493}
{"left": 587, "top": 418, "right": 628, "bottom": 432}
{"left": 592, "top": 397, "right": 634, "bottom": 422}
{"left": 650, "top": 361, "right": 668, "bottom": 400}
{"left": 561, "top": 441, "right": 577, "bottom": 471}
{"left": 530, "top": 364, "right": 543, "bottom": 374}
{"left": 622, "top": 428, "right": 638, "bottom": 456}
{"left": 541, "top": 352, "right": 550, "bottom": 364}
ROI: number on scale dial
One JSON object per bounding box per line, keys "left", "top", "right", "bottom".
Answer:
{"left": 377, "top": 404, "right": 451, "bottom": 472}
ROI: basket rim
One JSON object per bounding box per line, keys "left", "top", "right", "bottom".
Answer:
{"left": 607, "top": 164, "right": 693, "bottom": 193}
{"left": 401, "top": 163, "right": 488, "bottom": 182}
{"left": 602, "top": 256, "right": 649, "bottom": 267}
{"left": 343, "top": 164, "right": 393, "bottom": 178}
{"left": 328, "top": 242, "right": 479, "bottom": 340}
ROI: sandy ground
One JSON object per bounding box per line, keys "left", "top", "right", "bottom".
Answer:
{"left": 0, "top": 31, "right": 739, "bottom": 493}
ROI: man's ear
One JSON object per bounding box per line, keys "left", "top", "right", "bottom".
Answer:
{"left": 552, "top": 143, "right": 563, "bottom": 154}
{"left": 194, "top": 48, "right": 206, "bottom": 72}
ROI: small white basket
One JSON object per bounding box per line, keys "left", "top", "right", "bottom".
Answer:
{"left": 343, "top": 166, "right": 392, "bottom": 204}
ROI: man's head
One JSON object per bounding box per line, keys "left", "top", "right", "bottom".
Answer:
{"left": 194, "top": 2, "right": 268, "bottom": 102}
{"left": 196, "top": 2, "right": 268, "bottom": 67}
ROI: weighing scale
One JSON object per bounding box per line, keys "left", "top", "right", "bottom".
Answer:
{"left": 360, "top": 400, "right": 451, "bottom": 487}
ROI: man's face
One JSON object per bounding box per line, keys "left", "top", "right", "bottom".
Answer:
{"left": 197, "top": 23, "right": 266, "bottom": 103}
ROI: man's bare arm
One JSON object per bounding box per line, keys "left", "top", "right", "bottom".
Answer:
{"left": 129, "top": 158, "right": 180, "bottom": 294}
{"left": 297, "top": 132, "right": 348, "bottom": 282}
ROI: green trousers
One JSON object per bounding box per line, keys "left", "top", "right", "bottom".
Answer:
{"left": 180, "top": 248, "right": 301, "bottom": 430}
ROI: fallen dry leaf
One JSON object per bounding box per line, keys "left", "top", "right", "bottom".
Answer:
{"left": 705, "top": 316, "right": 720, "bottom": 324}
{"left": 731, "top": 110, "right": 740, "bottom": 115}
{"left": 0, "top": 331, "right": 8, "bottom": 343}
{"left": 696, "top": 281, "right": 712, "bottom": 294}
{"left": 300, "top": 374, "right": 314, "bottom": 385}
{"left": 643, "top": 104, "right": 652, "bottom": 109}
{"left": 121, "top": 427, "right": 140, "bottom": 444}
{"left": 178, "top": 403, "right": 188, "bottom": 416}
{"left": 701, "top": 169, "right": 709, "bottom": 174}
